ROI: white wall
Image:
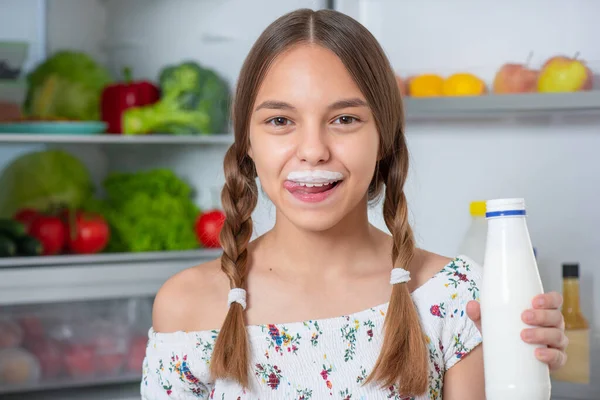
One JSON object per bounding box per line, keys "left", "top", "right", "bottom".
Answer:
{"left": 0, "top": 0, "right": 598, "bottom": 327}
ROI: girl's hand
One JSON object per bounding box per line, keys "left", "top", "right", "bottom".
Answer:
{"left": 466, "top": 292, "right": 568, "bottom": 371}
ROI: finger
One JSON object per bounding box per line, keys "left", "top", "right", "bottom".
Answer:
{"left": 466, "top": 300, "right": 481, "bottom": 322}
{"left": 532, "top": 292, "right": 563, "bottom": 309}
{"left": 521, "top": 328, "right": 569, "bottom": 350}
{"left": 522, "top": 309, "right": 564, "bottom": 328}
{"left": 535, "top": 348, "right": 567, "bottom": 371}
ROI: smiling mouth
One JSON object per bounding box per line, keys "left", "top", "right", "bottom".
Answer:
{"left": 283, "top": 179, "right": 343, "bottom": 203}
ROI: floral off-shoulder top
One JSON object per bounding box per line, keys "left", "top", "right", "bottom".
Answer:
{"left": 141, "top": 256, "right": 483, "bottom": 399}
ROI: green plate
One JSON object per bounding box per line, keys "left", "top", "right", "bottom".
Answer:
{"left": 0, "top": 121, "right": 108, "bottom": 134}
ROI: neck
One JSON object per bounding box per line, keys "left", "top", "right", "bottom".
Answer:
{"left": 265, "top": 198, "right": 383, "bottom": 277}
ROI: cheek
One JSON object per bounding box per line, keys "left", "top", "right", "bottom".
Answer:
{"left": 249, "top": 134, "right": 296, "bottom": 186}
{"left": 335, "top": 131, "right": 379, "bottom": 181}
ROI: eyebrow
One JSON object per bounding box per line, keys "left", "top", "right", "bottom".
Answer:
{"left": 254, "top": 97, "right": 368, "bottom": 112}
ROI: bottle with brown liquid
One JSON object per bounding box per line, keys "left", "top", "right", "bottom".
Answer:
{"left": 551, "top": 263, "right": 590, "bottom": 384}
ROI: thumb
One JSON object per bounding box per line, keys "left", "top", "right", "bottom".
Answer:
{"left": 466, "top": 300, "right": 482, "bottom": 333}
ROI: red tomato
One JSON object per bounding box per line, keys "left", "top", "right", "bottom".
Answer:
{"left": 63, "top": 343, "right": 95, "bottom": 378}
{"left": 13, "top": 208, "right": 40, "bottom": 229}
{"left": 66, "top": 212, "right": 110, "bottom": 254}
{"left": 195, "top": 210, "right": 226, "bottom": 248}
{"left": 28, "top": 215, "right": 67, "bottom": 255}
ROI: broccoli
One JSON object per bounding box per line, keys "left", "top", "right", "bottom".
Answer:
{"left": 123, "top": 61, "right": 230, "bottom": 135}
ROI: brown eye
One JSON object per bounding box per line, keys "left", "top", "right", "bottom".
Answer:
{"left": 269, "top": 117, "right": 290, "bottom": 127}
{"left": 335, "top": 116, "right": 357, "bottom": 125}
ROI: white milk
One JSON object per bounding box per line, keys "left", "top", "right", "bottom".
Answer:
{"left": 480, "top": 198, "right": 551, "bottom": 400}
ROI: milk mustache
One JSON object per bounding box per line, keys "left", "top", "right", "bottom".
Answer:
{"left": 480, "top": 198, "right": 551, "bottom": 400}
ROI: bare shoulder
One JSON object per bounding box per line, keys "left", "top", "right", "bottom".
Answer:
{"left": 409, "top": 249, "right": 453, "bottom": 292}
{"left": 152, "top": 257, "right": 230, "bottom": 333}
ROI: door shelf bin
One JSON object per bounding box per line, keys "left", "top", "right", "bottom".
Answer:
{"left": 0, "top": 297, "right": 152, "bottom": 395}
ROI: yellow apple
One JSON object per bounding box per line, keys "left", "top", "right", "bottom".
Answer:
{"left": 538, "top": 55, "right": 593, "bottom": 92}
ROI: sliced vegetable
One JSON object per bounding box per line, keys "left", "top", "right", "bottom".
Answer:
{"left": 23, "top": 51, "right": 113, "bottom": 121}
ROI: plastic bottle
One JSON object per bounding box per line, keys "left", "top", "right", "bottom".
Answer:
{"left": 550, "top": 263, "right": 590, "bottom": 384}
{"left": 458, "top": 200, "right": 488, "bottom": 265}
{"left": 480, "top": 198, "right": 551, "bottom": 400}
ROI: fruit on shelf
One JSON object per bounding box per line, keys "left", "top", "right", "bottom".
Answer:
{"left": 538, "top": 54, "right": 593, "bottom": 93}
{"left": 442, "top": 73, "right": 487, "bottom": 96}
{"left": 195, "top": 209, "right": 226, "bottom": 248}
{"left": 408, "top": 74, "right": 444, "bottom": 97}
{"left": 493, "top": 57, "right": 539, "bottom": 94}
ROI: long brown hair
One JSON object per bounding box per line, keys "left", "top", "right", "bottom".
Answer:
{"left": 210, "top": 8, "right": 428, "bottom": 396}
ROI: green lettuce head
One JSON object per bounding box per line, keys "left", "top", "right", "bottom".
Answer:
{"left": 0, "top": 150, "right": 95, "bottom": 218}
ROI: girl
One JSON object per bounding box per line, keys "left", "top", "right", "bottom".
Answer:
{"left": 143, "top": 8, "right": 567, "bottom": 399}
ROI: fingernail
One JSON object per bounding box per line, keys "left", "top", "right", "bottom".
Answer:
{"left": 523, "top": 310, "right": 535, "bottom": 322}
{"left": 535, "top": 298, "right": 545, "bottom": 307}
{"left": 522, "top": 330, "right": 534, "bottom": 341}
{"left": 536, "top": 348, "right": 550, "bottom": 361}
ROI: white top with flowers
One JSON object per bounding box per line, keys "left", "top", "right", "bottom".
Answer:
{"left": 141, "top": 255, "right": 483, "bottom": 400}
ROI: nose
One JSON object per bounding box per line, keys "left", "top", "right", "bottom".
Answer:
{"left": 296, "top": 127, "right": 330, "bottom": 165}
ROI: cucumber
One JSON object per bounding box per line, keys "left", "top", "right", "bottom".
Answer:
{"left": 16, "top": 236, "right": 43, "bottom": 256}
{"left": 0, "top": 235, "right": 17, "bottom": 257}
{"left": 0, "top": 219, "right": 27, "bottom": 239}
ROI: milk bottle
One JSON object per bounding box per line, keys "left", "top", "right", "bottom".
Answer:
{"left": 480, "top": 198, "right": 551, "bottom": 400}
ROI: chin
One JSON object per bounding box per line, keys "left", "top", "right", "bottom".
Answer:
{"left": 281, "top": 207, "right": 347, "bottom": 232}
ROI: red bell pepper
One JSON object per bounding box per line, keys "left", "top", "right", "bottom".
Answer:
{"left": 100, "top": 68, "right": 159, "bottom": 134}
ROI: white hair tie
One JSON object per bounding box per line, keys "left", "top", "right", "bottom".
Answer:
{"left": 390, "top": 268, "right": 411, "bottom": 285}
{"left": 228, "top": 288, "right": 247, "bottom": 310}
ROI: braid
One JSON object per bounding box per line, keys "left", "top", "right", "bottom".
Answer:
{"left": 209, "top": 145, "right": 258, "bottom": 387}
{"left": 365, "top": 145, "right": 428, "bottom": 395}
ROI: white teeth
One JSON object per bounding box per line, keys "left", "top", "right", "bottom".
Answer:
{"left": 287, "top": 170, "right": 344, "bottom": 183}
{"left": 296, "top": 181, "right": 335, "bottom": 187}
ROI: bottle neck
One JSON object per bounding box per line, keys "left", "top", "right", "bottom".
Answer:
{"left": 562, "top": 277, "right": 589, "bottom": 329}
{"left": 562, "top": 278, "right": 581, "bottom": 312}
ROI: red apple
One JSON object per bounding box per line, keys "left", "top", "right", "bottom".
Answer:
{"left": 493, "top": 63, "right": 539, "bottom": 94}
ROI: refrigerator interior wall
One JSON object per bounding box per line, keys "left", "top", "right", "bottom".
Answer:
{"left": 337, "top": 0, "right": 600, "bottom": 329}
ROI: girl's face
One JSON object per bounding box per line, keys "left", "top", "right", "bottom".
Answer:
{"left": 248, "top": 44, "right": 379, "bottom": 232}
